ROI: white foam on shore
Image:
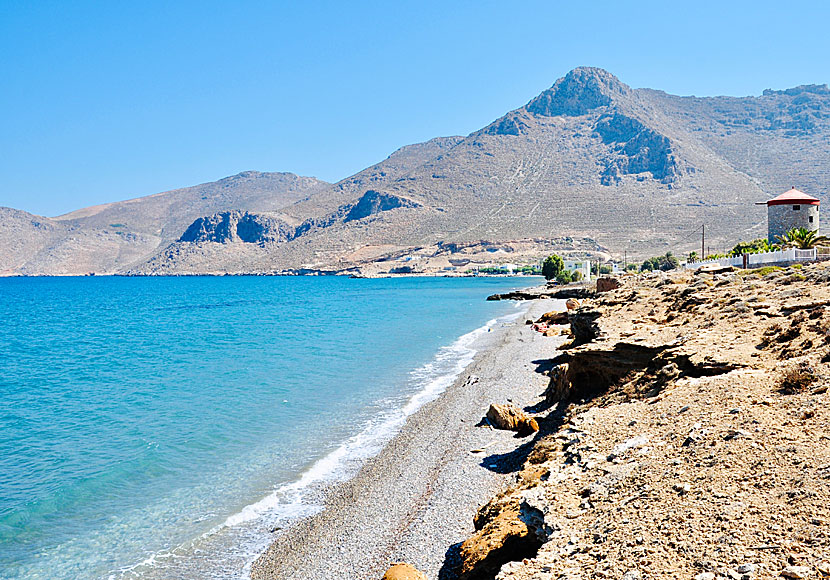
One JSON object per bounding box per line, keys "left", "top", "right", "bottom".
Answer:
{"left": 117, "top": 304, "right": 530, "bottom": 579}
{"left": 225, "top": 307, "right": 528, "bottom": 536}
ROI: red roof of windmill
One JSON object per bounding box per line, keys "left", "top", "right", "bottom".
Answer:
{"left": 763, "top": 187, "right": 820, "bottom": 206}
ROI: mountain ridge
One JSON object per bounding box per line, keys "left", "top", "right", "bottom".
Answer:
{"left": 2, "top": 66, "right": 829, "bottom": 276}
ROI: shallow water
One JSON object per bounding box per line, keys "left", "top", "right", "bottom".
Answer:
{"left": 0, "top": 275, "right": 530, "bottom": 579}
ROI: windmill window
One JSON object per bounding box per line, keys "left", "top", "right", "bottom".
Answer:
{"left": 810, "top": 216, "right": 814, "bottom": 223}
{"left": 793, "top": 205, "right": 801, "bottom": 210}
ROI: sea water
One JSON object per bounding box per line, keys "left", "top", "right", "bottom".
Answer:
{"left": 0, "top": 276, "right": 530, "bottom": 579}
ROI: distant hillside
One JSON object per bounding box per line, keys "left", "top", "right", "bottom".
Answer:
{"left": 3, "top": 67, "right": 830, "bottom": 275}
{"left": 648, "top": 85, "right": 830, "bottom": 197}
{"left": 56, "top": 171, "right": 329, "bottom": 241}
{"left": 0, "top": 171, "right": 329, "bottom": 274}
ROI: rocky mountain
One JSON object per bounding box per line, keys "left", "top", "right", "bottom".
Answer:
{"left": 0, "top": 171, "right": 329, "bottom": 274}
{"left": 3, "top": 67, "right": 830, "bottom": 275}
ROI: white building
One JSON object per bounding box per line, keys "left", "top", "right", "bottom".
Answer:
{"left": 564, "top": 260, "right": 591, "bottom": 281}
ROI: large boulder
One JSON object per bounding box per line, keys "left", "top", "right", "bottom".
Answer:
{"left": 596, "top": 276, "right": 623, "bottom": 293}
{"left": 486, "top": 404, "right": 539, "bottom": 436}
{"left": 456, "top": 495, "right": 546, "bottom": 579}
{"left": 569, "top": 308, "right": 605, "bottom": 345}
{"left": 381, "top": 563, "right": 427, "bottom": 580}
{"left": 536, "top": 310, "right": 569, "bottom": 324}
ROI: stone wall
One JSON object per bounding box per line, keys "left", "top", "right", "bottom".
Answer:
{"left": 768, "top": 203, "right": 819, "bottom": 242}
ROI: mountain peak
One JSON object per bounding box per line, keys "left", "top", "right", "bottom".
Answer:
{"left": 526, "top": 66, "right": 631, "bottom": 117}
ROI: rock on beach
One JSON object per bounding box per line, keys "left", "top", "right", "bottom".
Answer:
{"left": 381, "top": 563, "right": 428, "bottom": 580}
{"left": 486, "top": 403, "right": 539, "bottom": 436}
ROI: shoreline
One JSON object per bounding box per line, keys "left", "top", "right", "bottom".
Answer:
{"left": 0, "top": 272, "right": 544, "bottom": 279}
{"left": 251, "top": 298, "right": 562, "bottom": 579}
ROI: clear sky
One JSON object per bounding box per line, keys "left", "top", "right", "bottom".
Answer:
{"left": 2, "top": 0, "right": 829, "bottom": 216}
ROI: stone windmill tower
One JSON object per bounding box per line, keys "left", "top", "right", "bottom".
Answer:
{"left": 758, "top": 187, "right": 820, "bottom": 243}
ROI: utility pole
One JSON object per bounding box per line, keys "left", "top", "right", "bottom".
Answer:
{"left": 701, "top": 224, "right": 705, "bottom": 260}
{"left": 624, "top": 250, "right": 627, "bottom": 271}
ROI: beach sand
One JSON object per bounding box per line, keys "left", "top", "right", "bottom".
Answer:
{"left": 251, "top": 298, "right": 560, "bottom": 579}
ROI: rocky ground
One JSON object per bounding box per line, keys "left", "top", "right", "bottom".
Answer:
{"left": 451, "top": 263, "right": 830, "bottom": 580}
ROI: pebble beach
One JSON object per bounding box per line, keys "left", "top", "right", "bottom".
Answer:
{"left": 251, "top": 299, "right": 564, "bottom": 579}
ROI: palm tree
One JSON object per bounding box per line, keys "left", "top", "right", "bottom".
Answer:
{"left": 776, "top": 227, "right": 830, "bottom": 249}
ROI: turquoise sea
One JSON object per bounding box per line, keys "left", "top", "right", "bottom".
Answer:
{"left": 0, "top": 276, "right": 529, "bottom": 579}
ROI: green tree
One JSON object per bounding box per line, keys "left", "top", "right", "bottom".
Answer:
{"left": 776, "top": 227, "right": 830, "bottom": 249}
{"left": 640, "top": 252, "right": 678, "bottom": 272}
{"left": 687, "top": 251, "right": 699, "bottom": 263}
{"left": 555, "top": 269, "right": 573, "bottom": 284}
{"left": 625, "top": 263, "right": 637, "bottom": 272}
{"left": 660, "top": 252, "right": 680, "bottom": 271}
{"left": 541, "top": 254, "right": 564, "bottom": 280}
{"left": 571, "top": 270, "right": 583, "bottom": 282}
{"left": 599, "top": 264, "right": 612, "bottom": 275}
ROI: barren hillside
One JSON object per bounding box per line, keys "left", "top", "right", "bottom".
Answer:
{"left": 0, "top": 172, "right": 329, "bottom": 274}
{"left": 3, "top": 67, "right": 830, "bottom": 275}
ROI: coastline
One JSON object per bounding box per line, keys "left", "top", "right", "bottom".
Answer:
{"left": 251, "top": 297, "right": 562, "bottom": 579}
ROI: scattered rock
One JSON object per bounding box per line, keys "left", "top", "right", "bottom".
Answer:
{"left": 486, "top": 404, "right": 539, "bottom": 436}
{"left": 537, "top": 310, "right": 569, "bottom": 325}
{"left": 381, "top": 563, "right": 428, "bottom": 580}
{"left": 737, "top": 563, "right": 755, "bottom": 574}
{"left": 781, "top": 565, "right": 811, "bottom": 579}
{"left": 674, "top": 482, "right": 691, "bottom": 495}
{"left": 609, "top": 435, "right": 649, "bottom": 460}
{"left": 597, "top": 276, "right": 623, "bottom": 293}
{"left": 724, "top": 428, "right": 752, "bottom": 440}
{"left": 696, "top": 264, "right": 736, "bottom": 275}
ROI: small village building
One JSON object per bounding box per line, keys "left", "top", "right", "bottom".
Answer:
{"left": 758, "top": 187, "right": 820, "bottom": 243}
{"left": 564, "top": 259, "right": 591, "bottom": 281}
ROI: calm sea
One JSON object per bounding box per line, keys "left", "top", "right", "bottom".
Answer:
{"left": 0, "top": 276, "right": 530, "bottom": 579}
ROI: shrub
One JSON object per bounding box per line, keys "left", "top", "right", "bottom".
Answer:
{"left": 555, "top": 269, "right": 573, "bottom": 284}
{"left": 730, "top": 238, "right": 777, "bottom": 256}
{"left": 755, "top": 266, "right": 783, "bottom": 277}
{"left": 778, "top": 363, "right": 817, "bottom": 394}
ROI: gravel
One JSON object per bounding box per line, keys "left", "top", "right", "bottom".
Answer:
{"left": 250, "top": 299, "right": 563, "bottom": 579}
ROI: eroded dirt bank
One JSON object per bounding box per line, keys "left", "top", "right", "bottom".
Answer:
{"left": 453, "top": 264, "right": 830, "bottom": 580}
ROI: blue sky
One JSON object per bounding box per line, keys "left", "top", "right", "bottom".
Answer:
{"left": 2, "top": 0, "right": 829, "bottom": 216}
